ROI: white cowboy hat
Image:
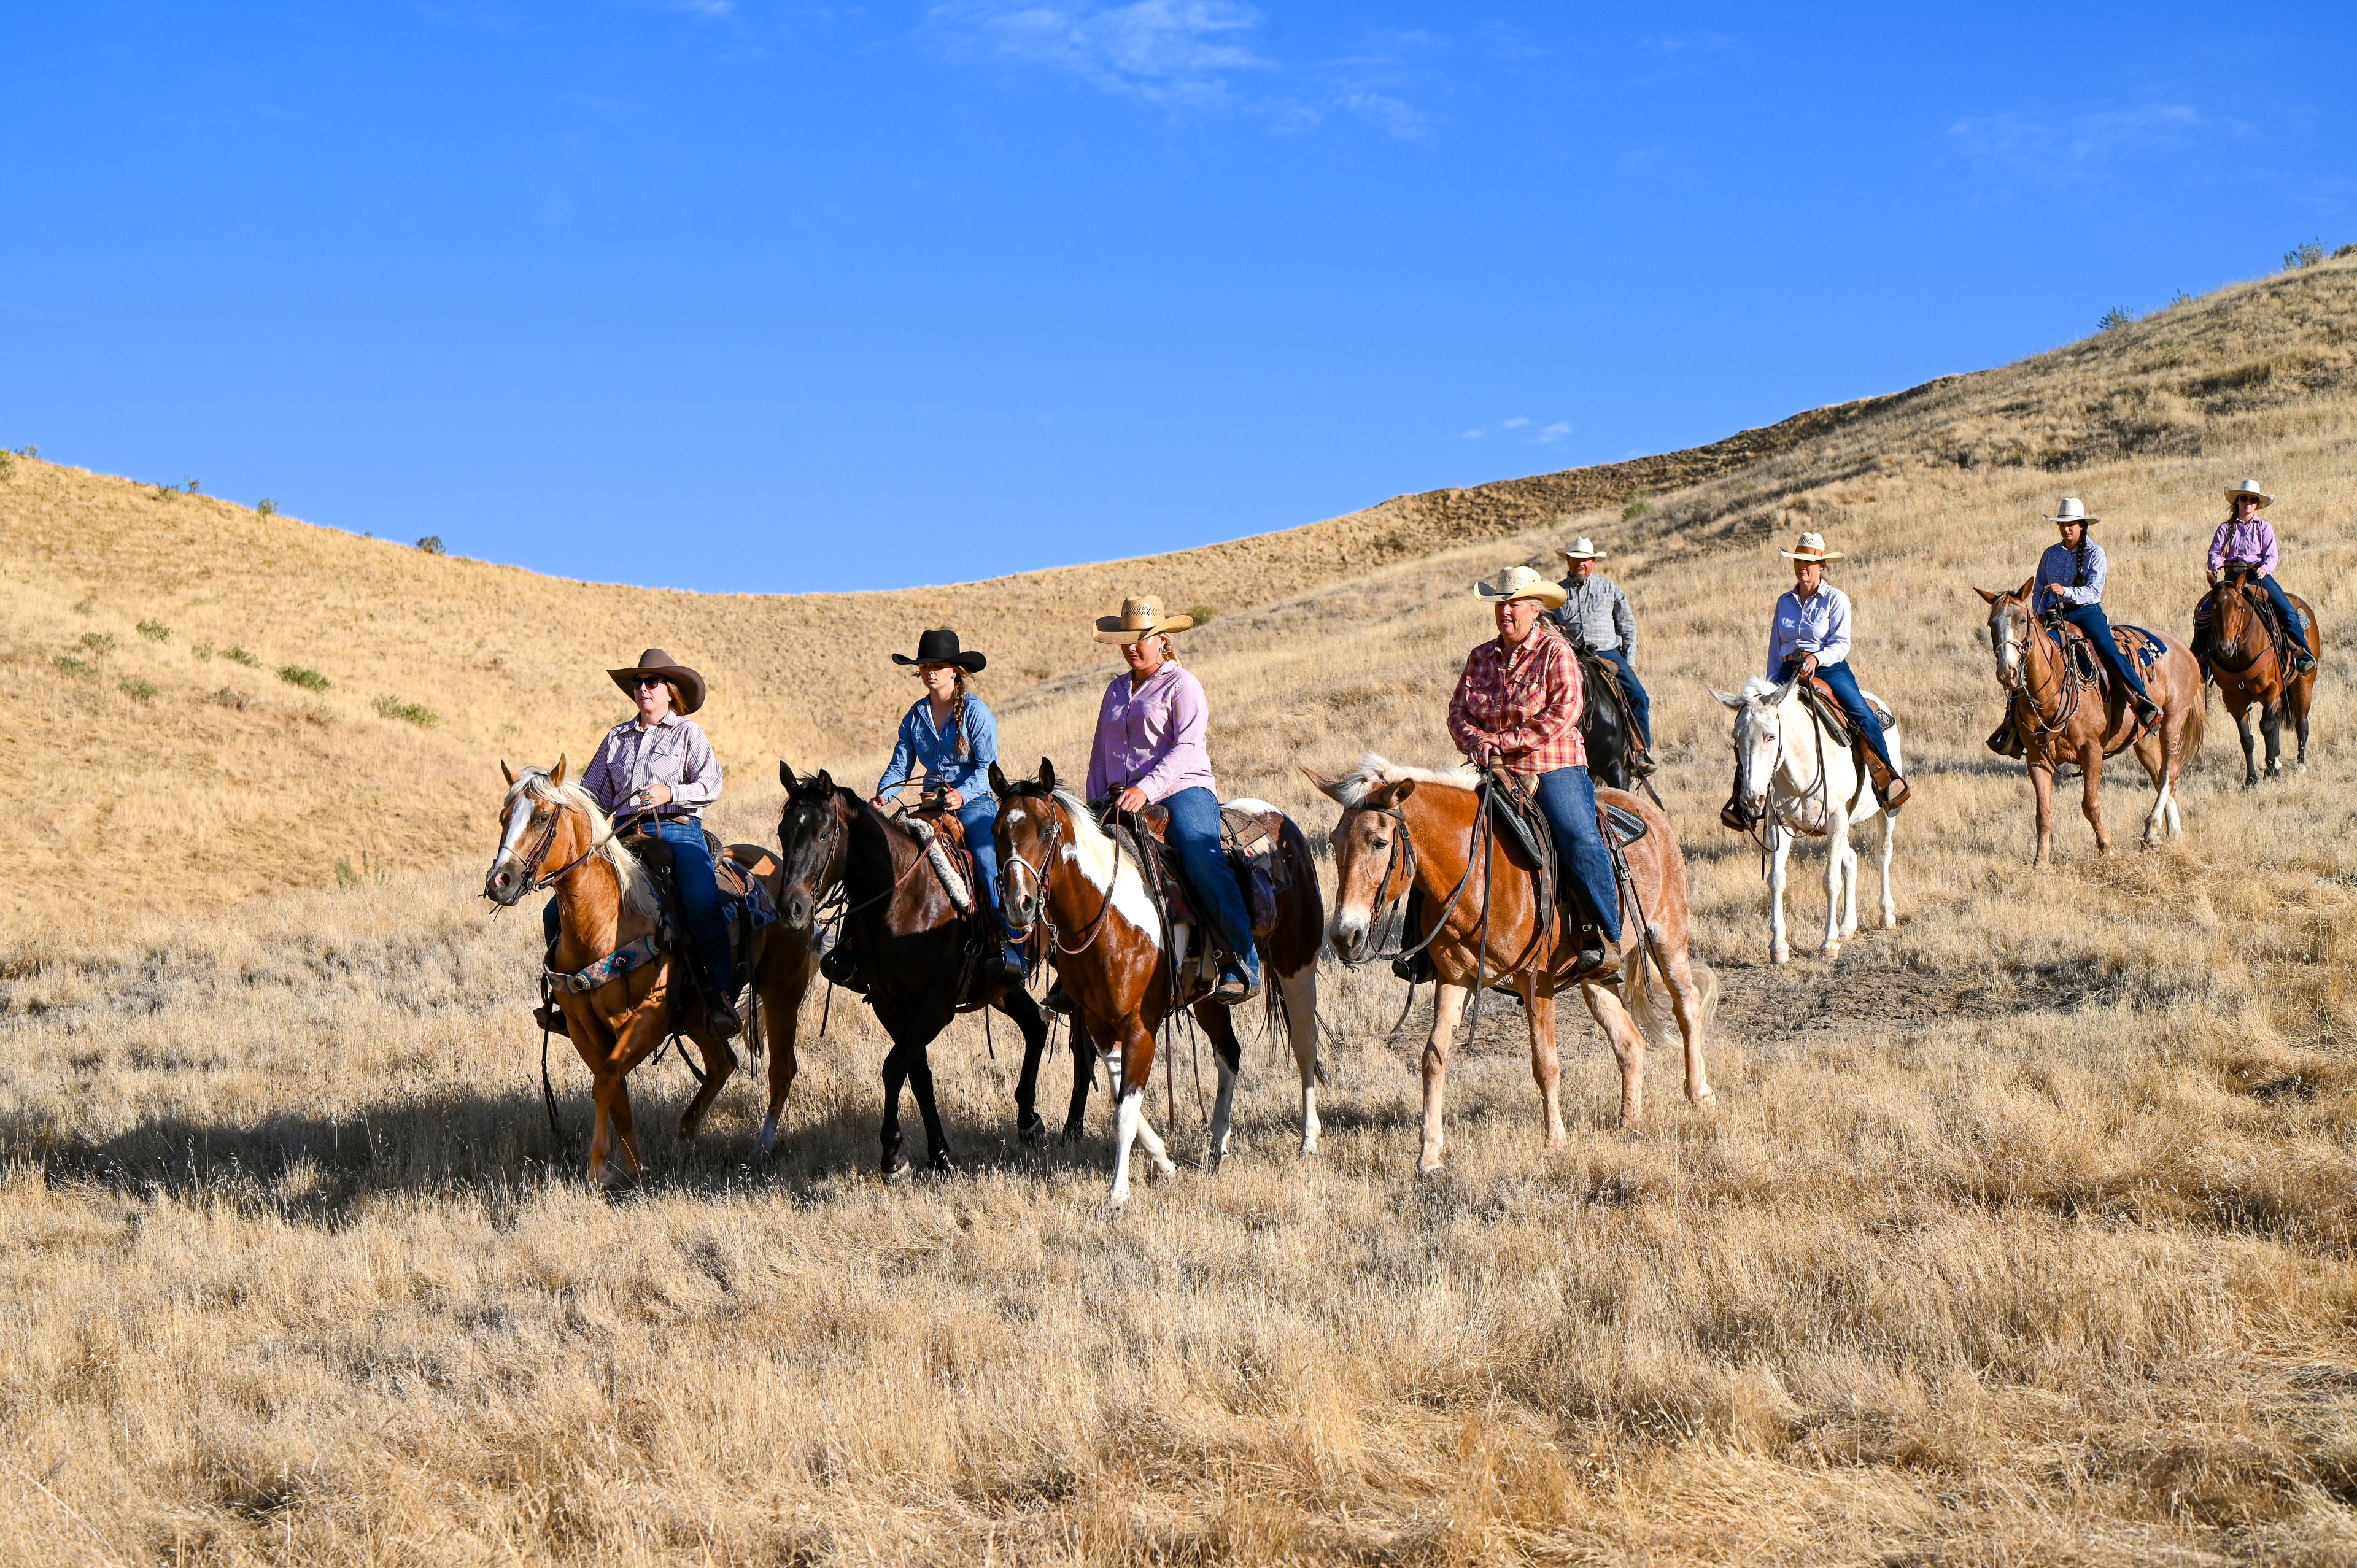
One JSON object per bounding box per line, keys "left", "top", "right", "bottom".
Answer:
{"left": 1471, "top": 565, "right": 1569, "bottom": 608}
{"left": 1093, "top": 595, "right": 1195, "bottom": 646}
{"left": 1557, "top": 537, "right": 1607, "bottom": 562}
{"left": 1778, "top": 531, "right": 1844, "bottom": 563}
{"left": 2043, "top": 497, "right": 2099, "bottom": 525}
{"left": 2225, "top": 478, "right": 2275, "bottom": 508}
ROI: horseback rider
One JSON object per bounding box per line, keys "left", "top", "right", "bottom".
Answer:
{"left": 1086, "top": 596, "right": 1260, "bottom": 1006}
{"left": 1447, "top": 565, "right": 1622, "bottom": 978}
{"left": 2033, "top": 498, "right": 2162, "bottom": 735}
{"left": 533, "top": 648, "right": 739, "bottom": 1041}
{"left": 1761, "top": 533, "right": 1910, "bottom": 809}
{"left": 2207, "top": 479, "right": 2316, "bottom": 674}
{"left": 865, "top": 628, "right": 1023, "bottom": 991}
{"left": 1547, "top": 536, "right": 1653, "bottom": 765}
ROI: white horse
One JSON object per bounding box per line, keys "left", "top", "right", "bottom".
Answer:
{"left": 1711, "top": 676, "right": 1900, "bottom": 963}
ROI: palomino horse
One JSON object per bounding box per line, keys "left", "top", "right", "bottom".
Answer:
{"left": 768, "top": 763, "right": 1066, "bottom": 1177}
{"left": 481, "top": 758, "right": 814, "bottom": 1185}
{"left": 2199, "top": 568, "right": 2318, "bottom": 786}
{"left": 1711, "top": 676, "right": 1899, "bottom": 964}
{"left": 990, "top": 760, "right": 1325, "bottom": 1213}
{"left": 1307, "top": 757, "right": 1714, "bottom": 1172}
{"left": 1978, "top": 583, "right": 2204, "bottom": 867}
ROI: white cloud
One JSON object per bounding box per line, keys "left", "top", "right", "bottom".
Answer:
{"left": 670, "top": 0, "right": 733, "bottom": 16}
{"left": 1461, "top": 428, "right": 1485, "bottom": 439}
{"left": 1946, "top": 104, "right": 2239, "bottom": 183}
{"left": 932, "top": 1, "right": 1270, "bottom": 107}
{"left": 1535, "top": 421, "right": 1571, "bottom": 444}
{"left": 1500, "top": 415, "right": 1530, "bottom": 429}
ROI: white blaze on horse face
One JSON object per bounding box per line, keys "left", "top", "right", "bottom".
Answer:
{"left": 1326, "top": 813, "right": 1388, "bottom": 947}
{"left": 1735, "top": 706, "right": 1781, "bottom": 811}
{"left": 1991, "top": 601, "right": 2027, "bottom": 685}
{"left": 490, "top": 784, "right": 538, "bottom": 873}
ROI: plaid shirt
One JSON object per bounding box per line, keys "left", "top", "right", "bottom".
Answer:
{"left": 1447, "top": 620, "right": 1587, "bottom": 774}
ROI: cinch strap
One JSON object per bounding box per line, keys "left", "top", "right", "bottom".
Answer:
{"left": 545, "top": 933, "right": 663, "bottom": 994}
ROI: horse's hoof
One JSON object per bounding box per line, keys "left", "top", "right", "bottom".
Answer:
{"left": 1820, "top": 944, "right": 1841, "bottom": 960}
{"left": 1017, "top": 1111, "right": 1047, "bottom": 1145}
{"left": 1689, "top": 1087, "right": 1717, "bottom": 1107}
{"left": 1298, "top": 1140, "right": 1319, "bottom": 1159}
{"left": 1207, "top": 1151, "right": 1226, "bottom": 1175}
{"left": 1061, "top": 1121, "right": 1086, "bottom": 1144}
{"left": 882, "top": 1154, "right": 911, "bottom": 1183}
{"left": 928, "top": 1149, "right": 957, "bottom": 1176}
{"left": 1770, "top": 949, "right": 1790, "bottom": 967}
{"left": 1416, "top": 1158, "right": 1446, "bottom": 1177}
{"left": 1102, "top": 1191, "right": 1130, "bottom": 1216}
{"left": 1150, "top": 1154, "right": 1177, "bottom": 1179}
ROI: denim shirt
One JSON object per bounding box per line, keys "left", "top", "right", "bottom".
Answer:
{"left": 2034, "top": 540, "right": 2107, "bottom": 612}
{"left": 876, "top": 695, "right": 999, "bottom": 803}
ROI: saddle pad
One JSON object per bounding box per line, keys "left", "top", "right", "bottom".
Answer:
{"left": 1601, "top": 801, "right": 1649, "bottom": 849}
{"left": 2114, "top": 625, "right": 2167, "bottom": 670}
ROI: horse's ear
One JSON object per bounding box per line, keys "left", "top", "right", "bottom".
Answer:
{"left": 1974, "top": 587, "right": 2000, "bottom": 605}
{"left": 1707, "top": 686, "right": 1744, "bottom": 710}
{"left": 989, "top": 762, "right": 1011, "bottom": 797}
{"left": 500, "top": 759, "right": 517, "bottom": 786}
{"left": 2016, "top": 577, "right": 2035, "bottom": 601}
{"left": 1771, "top": 679, "right": 1798, "bottom": 706}
{"left": 779, "top": 760, "right": 795, "bottom": 789}
{"left": 550, "top": 753, "right": 568, "bottom": 787}
{"left": 1301, "top": 765, "right": 1345, "bottom": 801}
{"left": 814, "top": 770, "right": 834, "bottom": 795}
{"left": 1037, "top": 757, "right": 1056, "bottom": 789}
{"left": 1371, "top": 778, "right": 1417, "bottom": 808}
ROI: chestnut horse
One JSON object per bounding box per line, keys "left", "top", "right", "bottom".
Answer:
{"left": 1307, "top": 757, "right": 1714, "bottom": 1173}
{"left": 768, "top": 763, "right": 1067, "bottom": 1177}
{"left": 990, "top": 759, "right": 1325, "bottom": 1214}
{"left": 1978, "top": 583, "right": 2204, "bottom": 867}
{"left": 482, "top": 758, "right": 815, "bottom": 1186}
{"left": 2200, "top": 568, "right": 2318, "bottom": 786}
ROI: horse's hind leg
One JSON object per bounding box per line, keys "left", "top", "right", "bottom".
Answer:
{"left": 675, "top": 1033, "right": 737, "bottom": 1142}
{"left": 1837, "top": 825, "right": 1861, "bottom": 940}
{"left": 1876, "top": 809, "right": 1898, "bottom": 928}
{"left": 2294, "top": 685, "right": 2313, "bottom": 770}
{"left": 1193, "top": 1002, "right": 1244, "bottom": 1170}
{"left": 607, "top": 1076, "right": 644, "bottom": 1184}
{"left": 1661, "top": 944, "right": 1715, "bottom": 1105}
{"left": 1820, "top": 821, "right": 1850, "bottom": 957}
{"left": 2261, "top": 700, "right": 2285, "bottom": 780}
{"left": 1279, "top": 965, "right": 1321, "bottom": 1157}
{"left": 878, "top": 1038, "right": 911, "bottom": 1180}
{"left": 2079, "top": 746, "right": 2110, "bottom": 855}
{"left": 905, "top": 1040, "right": 954, "bottom": 1175}
{"left": 1524, "top": 982, "right": 1566, "bottom": 1148}
{"left": 1063, "top": 1013, "right": 1096, "bottom": 1141}
{"left": 1579, "top": 979, "right": 1646, "bottom": 1130}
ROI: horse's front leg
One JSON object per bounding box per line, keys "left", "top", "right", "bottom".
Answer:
{"left": 878, "top": 1037, "right": 911, "bottom": 1181}
{"left": 1523, "top": 979, "right": 1566, "bottom": 1148}
{"left": 1820, "top": 818, "right": 1850, "bottom": 958}
{"left": 1766, "top": 824, "right": 1794, "bottom": 964}
{"left": 2234, "top": 699, "right": 2259, "bottom": 788}
{"left": 1836, "top": 816, "right": 1862, "bottom": 940}
{"left": 1279, "top": 964, "right": 1321, "bottom": 1157}
{"left": 1104, "top": 1017, "right": 1169, "bottom": 1213}
{"left": 675, "top": 1025, "right": 737, "bottom": 1143}
{"left": 754, "top": 938, "right": 811, "bottom": 1158}
{"left": 1876, "top": 808, "right": 1898, "bottom": 927}
{"left": 2080, "top": 743, "right": 2110, "bottom": 854}
{"left": 1419, "top": 983, "right": 1466, "bottom": 1173}
{"left": 2261, "top": 700, "right": 2285, "bottom": 779}
{"left": 2029, "top": 762, "right": 2057, "bottom": 868}
{"left": 2294, "top": 685, "right": 2313, "bottom": 770}
{"left": 1064, "top": 1013, "right": 1096, "bottom": 1142}
{"left": 1009, "top": 994, "right": 1049, "bottom": 1143}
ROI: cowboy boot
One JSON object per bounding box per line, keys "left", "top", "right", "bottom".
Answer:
{"left": 1720, "top": 793, "right": 1752, "bottom": 832}
{"left": 1986, "top": 708, "right": 2024, "bottom": 759}
{"left": 533, "top": 1001, "right": 568, "bottom": 1034}
{"left": 1861, "top": 748, "right": 1910, "bottom": 809}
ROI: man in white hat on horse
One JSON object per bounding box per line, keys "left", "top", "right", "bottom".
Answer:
{"left": 2207, "top": 479, "right": 2316, "bottom": 673}
{"left": 1547, "top": 536, "right": 1652, "bottom": 759}
{"left": 1761, "top": 533, "right": 1910, "bottom": 809}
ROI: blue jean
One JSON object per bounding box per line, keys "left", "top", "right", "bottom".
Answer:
{"left": 543, "top": 816, "right": 735, "bottom": 1001}
{"left": 1592, "top": 646, "right": 1652, "bottom": 747}
{"left": 1531, "top": 767, "right": 1621, "bottom": 944}
{"left": 1163, "top": 786, "right": 1259, "bottom": 980}
{"left": 1778, "top": 657, "right": 1894, "bottom": 771}
{"left": 956, "top": 797, "right": 1023, "bottom": 964}
{"left": 2252, "top": 574, "right": 2305, "bottom": 646}
{"left": 2057, "top": 603, "right": 2154, "bottom": 706}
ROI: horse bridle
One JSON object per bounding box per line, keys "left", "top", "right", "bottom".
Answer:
{"left": 501, "top": 792, "right": 614, "bottom": 895}
{"left": 997, "top": 795, "right": 1121, "bottom": 956}
{"left": 1995, "top": 600, "right": 2084, "bottom": 736}
{"left": 1335, "top": 795, "right": 1482, "bottom": 971}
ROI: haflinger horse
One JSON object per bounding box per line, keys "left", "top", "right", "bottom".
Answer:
{"left": 1711, "top": 676, "right": 1900, "bottom": 964}
{"left": 2199, "top": 567, "right": 2318, "bottom": 786}
{"left": 482, "top": 757, "right": 815, "bottom": 1186}
{"left": 1306, "top": 757, "right": 1714, "bottom": 1173}
{"left": 990, "top": 759, "right": 1325, "bottom": 1215}
{"left": 1978, "top": 582, "right": 2203, "bottom": 867}
{"left": 770, "top": 763, "right": 1068, "bottom": 1178}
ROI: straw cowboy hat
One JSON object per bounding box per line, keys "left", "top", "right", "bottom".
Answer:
{"left": 2226, "top": 478, "right": 2276, "bottom": 508}
{"left": 1093, "top": 595, "right": 1195, "bottom": 646}
{"left": 891, "top": 627, "right": 987, "bottom": 672}
{"left": 1557, "top": 537, "right": 1608, "bottom": 562}
{"left": 606, "top": 647, "right": 707, "bottom": 714}
{"left": 1778, "top": 531, "right": 1844, "bottom": 563}
{"left": 1471, "top": 565, "right": 1569, "bottom": 608}
{"left": 2043, "top": 497, "right": 2099, "bottom": 526}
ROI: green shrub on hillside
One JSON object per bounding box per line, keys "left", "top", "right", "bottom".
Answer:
{"left": 257, "top": 498, "right": 277, "bottom": 517}
{"left": 192, "top": 643, "right": 213, "bottom": 660}
{"left": 1623, "top": 487, "right": 1654, "bottom": 521}
{"left": 1187, "top": 604, "right": 1216, "bottom": 625}
{"left": 371, "top": 695, "right": 437, "bottom": 727}
{"left": 416, "top": 535, "right": 445, "bottom": 555}
{"left": 81, "top": 632, "right": 115, "bottom": 655}
{"left": 2098, "top": 306, "right": 2136, "bottom": 331}
{"left": 118, "top": 678, "right": 157, "bottom": 705}
{"left": 137, "top": 619, "right": 169, "bottom": 642}
{"left": 72, "top": 595, "right": 95, "bottom": 615}
{"left": 223, "top": 646, "right": 259, "bottom": 667}
{"left": 2284, "top": 239, "right": 2324, "bottom": 271}
{"left": 53, "top": 655, "right": 98, "bottom": 678}
{"left": 278, "top": 665, "right": 331, "bottom": 692}
{"left": 211, "top": 687, "right": 247, "bottom": 710}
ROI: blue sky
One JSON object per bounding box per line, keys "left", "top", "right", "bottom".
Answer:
{"left": 4, "top": 4, "right": 2351, "bottom": 592}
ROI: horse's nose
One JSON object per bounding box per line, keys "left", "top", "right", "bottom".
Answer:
{"left": 783, "top": 889, "right": 811, "bottom": 928}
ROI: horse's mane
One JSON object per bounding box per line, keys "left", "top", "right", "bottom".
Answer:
{"left": 1740, "top": 674, "right": 1783, "bottom": 703}
{"left": 1330, "top": 752, "right": 1477, "bottom": 807}
{"left": 509, "top": 770, "right": 659, "bottom": 918}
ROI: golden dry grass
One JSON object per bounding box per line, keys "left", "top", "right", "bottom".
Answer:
{"left": 4, "top": 260, "right": 2356, "bottom": 1564}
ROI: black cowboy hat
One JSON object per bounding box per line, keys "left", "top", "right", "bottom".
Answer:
{"left": 606, "top": 647, "right": 708, "bottom": 714}
{"left": 891, "top": 628, "right": 987, "bottom": 673}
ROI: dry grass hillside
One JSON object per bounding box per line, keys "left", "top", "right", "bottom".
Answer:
{"left": 3, "top": 258, "right": 2355, "bottom": 1564}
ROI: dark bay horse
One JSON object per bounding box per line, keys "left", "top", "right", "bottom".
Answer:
{"left": 1571, "top": 646, "right": 1647, "bottom": 793}
{"left": 1978, "top": 582, "right": 2204, "bottom": 867}
{"left": 990, "top": 759, "right": 1325, "bottom": 1214}
{"left": 768, "top": 763, "right": 1069, "bottom": 1177}
{"left": 2199, "top": 568, "right": 2319, "bottom": 786}
{"left": 482, "top": 758, "right": 814, "bottom": 1186}
{"left": 1307, "top": 757, "right": 1715, "bottom": 1172}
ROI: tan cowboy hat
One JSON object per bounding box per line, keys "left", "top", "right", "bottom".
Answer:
{"left": 606, "top": 647, "right": 707, "bottom": 714}
{"left": 2043, "top": 497, "right": 2099, "bottom": 525}
{"left": 1093, "top": 595, "right": 1195, "bottom": 646}
{"left": 1778, "top": 531, "right": 1844, "bottom": 563}
{"left": 1556, "top": 537, "right": 1607, "bottom": 562}
{"left": 1471, "top": 565, "right": 1569, "bottom": 608}
{"left": 2226, "top": 478, "right": 2275, "bottom": 508}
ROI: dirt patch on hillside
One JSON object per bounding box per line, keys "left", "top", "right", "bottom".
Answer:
{"left": 1709, "top": 954, "right": 2106, "bottom": 1051}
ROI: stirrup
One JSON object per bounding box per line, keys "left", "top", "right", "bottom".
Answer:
{"left": 1874, "top": 774, "right": 1911, "bottom": 809}
{"left": 1210, "top": 965, "right": 1259, "bottom": 1006}
{"left": 532, "top": 1002, "right": 567, "bottom": 1034}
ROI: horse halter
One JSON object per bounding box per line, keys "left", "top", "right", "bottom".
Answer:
{"left": 997, "top": 793, "right": 1120, "bottom": 955}
{"left": 495, "top": 789, "right": 612, "bottom": 899}
{"left": 1334, "top": 803, "right": 1420, "bottom": 967}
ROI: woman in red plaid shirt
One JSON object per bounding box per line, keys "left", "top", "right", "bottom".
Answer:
{"left": 1449, "top": 565, "right": 1622, "bottom": 976}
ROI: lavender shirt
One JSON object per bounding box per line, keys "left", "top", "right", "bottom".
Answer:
{"left": 1086, "top": 662, "right": 1218, "bottom": 805}
{"left": 2207, "top": 517, "right": 2279, "bottom": 576}
{"left": 581, "top": 714, "right": 722, "bottom": 820}
{"left": 1765, "top": 584, "right": 1853, "bottom": 678}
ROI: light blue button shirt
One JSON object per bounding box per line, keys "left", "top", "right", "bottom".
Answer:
{"left": 1765, "top": 584, "right": 1852, "bottom": 678}
{"left": 2034, "top": 540, "right": 2105, "bottom": 611}
{"left": 876, "top": 696, "right": 999, "bottom": 801}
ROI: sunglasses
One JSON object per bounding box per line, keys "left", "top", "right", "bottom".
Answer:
{"left": 632, "top": 676, "right": 667, "bottom": 691}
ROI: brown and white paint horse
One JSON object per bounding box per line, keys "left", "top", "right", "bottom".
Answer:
{"left": 1978, "top": 584, "right": 2204, "bottom": 867}
{"left": 482, "top": 757, "right": 814, "bottom": 1185}
{"left": 2200, "top": 568, "right": 2318, "bottom": 786}
{"left": 991, "top": 759, "right": 1324, "bottom": 1213}
{"left": 1307, "top": 756, "right": 1714, "bottom": 1172}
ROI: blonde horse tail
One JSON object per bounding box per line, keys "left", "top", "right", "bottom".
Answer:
{"left": 1620, "top": 925, "right": 1716, "bottom": 1045}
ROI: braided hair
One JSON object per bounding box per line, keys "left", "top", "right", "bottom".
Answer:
{"left": 948, "top": 670, "right": 971, "bottom": 758}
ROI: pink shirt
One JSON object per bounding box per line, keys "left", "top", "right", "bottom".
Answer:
{"left": 2207, "top": 517, "right": 2279, "bottom": 576}
{"left": 581, "top": 714, "right": 722, "bottom": 819}
{"left": 1086, "top": 662, "right": 1218, "bottom": 804}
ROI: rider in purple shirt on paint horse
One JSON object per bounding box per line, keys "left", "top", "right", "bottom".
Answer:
{"left": 2205, "top": 479, "right": 2316, "bottom": 673}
